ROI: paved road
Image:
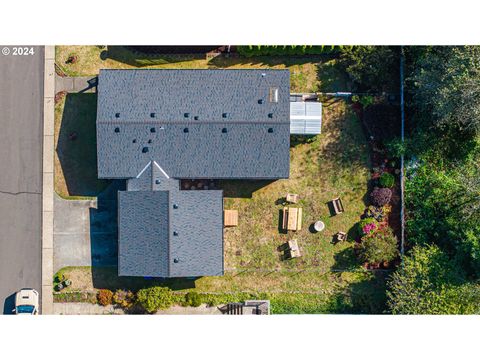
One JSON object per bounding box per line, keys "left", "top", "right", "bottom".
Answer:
{"left": 0, "top": 46, "right": 44, "bottom": 314}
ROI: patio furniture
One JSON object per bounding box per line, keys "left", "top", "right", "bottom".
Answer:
{"left": 314, "top": 220, "right": 325, "bottom": 232}
{"left": 286, "top": 193, "right": 299, "bottom": 204}
{"left": 330, "top": 197, "right": 345, "bottom": 215}
{"left": 282, "top": 207, "right": 302, "bottom": 231}
{"left": 285, "top": 239, "right": 301, "bottom": 259}
{"left": 336, "top": 231, "right": 347, "bottom": 242}
{"left": 224, "top": 210, "right": 238, "bottom": 227}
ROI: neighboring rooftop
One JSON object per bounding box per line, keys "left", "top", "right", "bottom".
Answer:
{"left": 96, "top": 69, "right": 290, "bottom": 179}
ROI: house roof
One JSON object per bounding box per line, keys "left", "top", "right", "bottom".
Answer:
{"left": 118, "top": 185, "right": 224, "bottom": 277}
{"left": 96, "top": 69, "right": 290, "bottom": 179}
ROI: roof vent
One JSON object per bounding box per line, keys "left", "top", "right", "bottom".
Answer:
{"left": 268, "top": 113, "right": 273, "bottom": 118}
{"left": 173, "top": 258, "right": 179, "bottom": 263}
{"left": 222, "top": 128, "right": 227, "bottom": 133}
{"left": 148, "top": 139, "right": 152, "bottom": 144}
{"left": 173, "top": 204, "right": 178, "bottom": 209}
{"left": 222, "top": 113, "right": 228, "bottom": 119}
{"left": 258, "top": 99, "right": 264, "bottom": 104}
{"left": 173, "top": 231, "right": 178, "bottom": 236}
{"left": 155, "top": 179, "right": 160, "bottom": 184}
{"left": 150, "top": 113, "right": 155, "bottom": 118}
{"left": 115, "top": 113, "right": 120, "bottom": 118}
{"left": 184, "top": 113, "right": 190, "bottom": 118}
{"left": 114, "top": 127, "right": 120, "bottom": 133}
{"left": 142, "top": 147, "right": 149, "bottom": 153}
{"left": 261, "top": 72, "right": 266, "bottom": 77}
{"left": 268, "top": 128, "right": 274, "bottom": 133}
{"left": 183, "top": 128, "right": 189, "bottom": 133}
{"left": 150, "top": 127, "right": 156, "bottom": 133}
{"left": 132, "top": 139, "right": 136, "bottom": 143}
{"left": 194, "top": 116, "right": 199, "bottom": 121}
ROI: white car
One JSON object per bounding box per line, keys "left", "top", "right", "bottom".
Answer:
{"left": 14, "top": 288, "right": 39, "bottom": 315}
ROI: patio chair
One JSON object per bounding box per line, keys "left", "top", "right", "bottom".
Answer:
{"left": 286, "top": 193, "right": 299, "bottom": 204}
{"left": 330, "top": 197, "right": 345, "bottom": 215}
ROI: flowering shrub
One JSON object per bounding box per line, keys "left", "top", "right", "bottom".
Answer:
{"left": 357, "top": 217, "right": 378, "bottom": 237}
{"left": 370, "top": 187, "right": 392, "bottom": 207}
{"left": 113, "top": 289, "right": 135, "bottom": 309}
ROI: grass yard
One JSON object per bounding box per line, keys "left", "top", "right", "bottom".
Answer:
{"left": 54, "top": 93, "right": 110, "bottom": 198}
{"left": 222, "top": 101, "right": 370, "bottom": 272}
{"left": 55, "top": 46, "right": 331, "bottom": 93}
{"left": 55, "top": 100, "right": 385, "bottom": 313}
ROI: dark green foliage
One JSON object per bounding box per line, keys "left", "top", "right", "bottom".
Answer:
{"left": 409, "top": 46, "right": 480, "bottom": 145}
{"left": 387, "top": 245, "right": 480, "bottom": 314}
{"left": 137, "top": 286, "right": 174, "bottom": 313}
{"left": 338, "top": 46, "right": 399, "bottom": 92}
{"left": 379, "top": 172, "right": 395, "bottom": 188}
{"left": 184, "top": 292, "right": 202, "bottom": 307}
{"left": 370, "top": 187, "right": 392, "bottom": 207}
{"left": 237, "top": 45, "right": 346, "bottom": 57}
{"left": 357, "top": 227, "right": 399, "bottom": 264}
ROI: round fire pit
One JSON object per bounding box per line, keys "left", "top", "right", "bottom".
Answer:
{"left": 314, "top": 221, "right": 325, "bottom": 232}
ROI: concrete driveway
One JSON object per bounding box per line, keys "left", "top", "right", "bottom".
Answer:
{"left": 54, "top": 182, "right": 122, "bottom": 273}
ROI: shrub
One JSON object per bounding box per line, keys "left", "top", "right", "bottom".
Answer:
{"left": 55, "top": 273, "right": 64, "bottom": 283}
{"left": 97, "top": 289, "right": 113, "bottom": 306}
{"left": 137, "top": 286, "right": 174, "bottom": 313}
{"left": 370, "top": 187, "right": 392, "bottom": 207}
{"left": 379, "top": 172, "right": 395, "bottom": 188}
{"left": 184, "top": 292, "right": 202, "bottom": 307}
{"left": 237, "top": 45, "right": 343, "bottom": 57}
{"left": 358, "top": 226, "right": 399, "bottom": 264}
{"left": 357, "top": 217, "right": 378, "bottom": 237}
{"left": 113, "top": 289, "right": 135, "bottom": 309}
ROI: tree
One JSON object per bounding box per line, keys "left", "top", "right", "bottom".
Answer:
{"left": 338, "top": 46, "right": 399, "bottom": 92}
{"left": 386, "top": 245, "right": 480, "bottom": 314}
{"left": 410, "top": 46, "right": 480, "bottom": 141}
{"left": 136, "top": 286, "right": 174, "bottom": 313}
{"left": 358, "top": 226, "right": 399, "bottom": 264}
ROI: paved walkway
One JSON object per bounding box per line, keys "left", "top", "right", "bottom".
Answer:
{"left": 53, "top": 303, "right": 223, "bottom": 315}
{"left": 55, "top": 74, "right": 97, "bottom": 93}
{"left": 42, "top": 46, "right": 55, "bottom": 314}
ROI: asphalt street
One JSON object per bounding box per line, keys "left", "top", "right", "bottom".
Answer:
{"left": 0, "top": 46, "right": 44, "bottom": 314}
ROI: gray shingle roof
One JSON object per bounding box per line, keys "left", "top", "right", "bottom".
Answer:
{"left": 118, "top": 190, "right": 170, "bottom": 277}
{"left": 118, "top": 179, "right": 224, "bottom": 277}
{"left": 97, "top": 69, "right": 290, "bottom": 179}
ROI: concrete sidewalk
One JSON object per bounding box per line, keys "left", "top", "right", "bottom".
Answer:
{"left": 55, "top": 74, "right": 97, "bottom": 93}
{"left": 42, "top": 46, "right": 55, "bottom": 314}
{"left": 53, "top": 303, "right": 223, "bottom": 315}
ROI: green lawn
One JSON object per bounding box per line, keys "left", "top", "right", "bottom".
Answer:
{"left": 54, "top": 93, "right": 110, "bottom": 198}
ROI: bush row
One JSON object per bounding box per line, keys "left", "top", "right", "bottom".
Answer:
{"left": 237, "top": 45, "right": 350, "bottom": 57}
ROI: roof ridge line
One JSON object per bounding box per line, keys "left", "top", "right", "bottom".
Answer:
{"left": 153, "top": 161, "right": 170, "bottom": 179}
{"left": 136, "top": 161, "right": 152, "bottom": 178}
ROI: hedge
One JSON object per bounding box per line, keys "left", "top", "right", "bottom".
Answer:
{"left": 237, "top": 45, "right": 350, "bottom": 57}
